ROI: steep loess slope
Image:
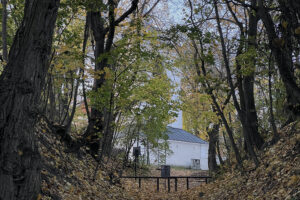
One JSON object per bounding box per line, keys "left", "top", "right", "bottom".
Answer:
{"left": 35, "top": 120, "right": 299, "bottom": 200}
{"left": 36, "top": 120, "right": 129, "bottom": 200}
{"left": 180, "top": 121, "right": 300, "bottom": 200}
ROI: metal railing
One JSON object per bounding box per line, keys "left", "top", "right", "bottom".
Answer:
{"left": 120, "top": 176, "right": 212, "bottom": 192}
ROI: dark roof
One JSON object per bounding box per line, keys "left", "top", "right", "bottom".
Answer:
{"left": 165, "top": 126, "right": 207, "bottom": 144}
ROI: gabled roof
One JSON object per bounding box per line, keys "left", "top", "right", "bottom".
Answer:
{"left": 165, "top": 126, "right": 208, "bottom": 144}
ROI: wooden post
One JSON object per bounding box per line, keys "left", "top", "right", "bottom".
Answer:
{"left": 175, "top": 178, "right": 178, "bottom": 191}
{"left": 186, "top": 177, "right": 189, "bottom": 190}
{"left": 157, "top": 178, "right": 159, "bottom": 192}
{"left": 139, "top": 178, "right": 141, "bottom": 188}
{"left": 168, "top": 178, "right": 170, "bottom": 192}
{"left": 205, "top": 177, "right": 208, "bottom": 184}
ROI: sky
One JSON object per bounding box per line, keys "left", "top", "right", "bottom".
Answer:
{"left": 166, "top": 0, "right": 184, "bottom": 129}
{"left": 169, "top": 110, "right": 183, "bottom": 128}
{"left": 167, "top": 69, "right": 183, "bottom": 129}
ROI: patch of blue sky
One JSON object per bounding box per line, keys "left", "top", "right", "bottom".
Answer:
{"left": 165, "top": 0, "right": 185, "bottom": 129}
{"left": 167, "top": 0, "right": 185, "bottom": 25}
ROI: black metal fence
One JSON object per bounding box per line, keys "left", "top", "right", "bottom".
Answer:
{"left": 120, "top": 176, "right": 212, "bottom": 192}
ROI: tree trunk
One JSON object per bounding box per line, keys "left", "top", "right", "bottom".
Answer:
{"left": 49, "top": 80, "right": 56, "bottom": 121}
{"left": 0, "top": 1, "right": 59, "bottom": 199}
{"left": 268, "top": 54, "right": 279, "bottom": 140}
{"left": 208, "top": 123, "right": 220, "bottom": 173}
{"left": 65, "top": 15, "right": 90, "bottom": 134}
{"left": 146, "top": 139, "right": 150, "bottom": 165}
{"left": 257, "top": 0, "right": 300, "bottom": 117}
{"left": 85, "top": 0, "right": 138, "bottom": 157}
{"left": 213, "top": 0, "right": 259, "bottom": 167}
{"left": 216, "top": 139, "right": 224, "bottom": 166}
{"left": 98, "top": 93, "right": 115, "bottom": 161}
{"left": 189, "top": 35, "right": 243, "bottom": 169}
{"left": 226, "top": 0, "right": 264, "bottom": 150}
{"left": 222, "top": 131, "right": 231, "bottom": 164}
{"left": 83, "top": 10, "right": 107, "bottom": 156}
{"left": 243, "top": 0, "right": 264, "bottom": 149}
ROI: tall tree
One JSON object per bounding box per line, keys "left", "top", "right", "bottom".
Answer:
{"left": 243, "top": 0, "right": 264, "bottom": 149}
{"left": 213, "top": 0, "right": 260, "bottom": 166}
{"left": 84, "top": 0, "right": 139, "bottom": 157}
{"left": 257, "top": 0, "right": 300, "bottom": 117}
{"left": 225, "top": 0, "right": 264, "bottom": 150}
{"left": 183, "top": 0, "right": 244, "bottom": 169}
{"left": 0, "top": 0, "right": 60, "bottom": 199}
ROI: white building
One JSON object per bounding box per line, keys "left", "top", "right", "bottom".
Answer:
{"left": 133, "top": 126, "right": 209, "bottom": 170}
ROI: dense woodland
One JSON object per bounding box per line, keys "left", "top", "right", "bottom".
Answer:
{"left": 0, "top": 0, "right": 299, "bottom": 199}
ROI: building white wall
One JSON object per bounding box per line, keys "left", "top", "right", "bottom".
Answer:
{"left": 132, "top": 139, "right": 209, "bottom": 170}
{"left": 165, "top": 140, "right": 208, "bottom": 170}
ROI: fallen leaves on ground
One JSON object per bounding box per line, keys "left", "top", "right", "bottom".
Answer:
{"left": 178, "top": 121, "right": 300, "bottom": 200}
{"left": 37, "top": 120, "right": 131, "bottom": 200}
{"left": 123, "top": 121, "right": 300, "bottom": 200}
{"left": 36, "top": 120, "right": 300, "bottom": 200}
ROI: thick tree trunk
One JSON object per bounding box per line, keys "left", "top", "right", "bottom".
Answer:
{"left": 87, "top": 7, "right": 117, "bottom": 157}
{"left": 98, "top": 95, "right": 115, "bottom": 162}
{"left": 208, "top": 123, "right": 220, "bottom": 173}
{"left": 85, "top": 0, "right": 138, "bottom": 157}
{"left": 83, "top": 10, "right": 106, "bottom": 156}
{"left": 243, "top": 1, "right": 264, "bottom": 149}
{"left": 226, "top": 0, "right": 264, "bottom": 150}
{"left": 216, "top": 139, "right": 224, "bottom": 166}
{"left": 0, "top": 1, "right": 59, "bottom": 199}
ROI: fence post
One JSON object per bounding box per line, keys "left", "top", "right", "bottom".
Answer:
{"left": 175, "top": 178, "right": 178, "bottom": 191}
{"left": 139, "top": 178, "right": 141, "bottom": 188}
{"left": 157, "top": 178, "right": 159, "bottom": 192}
{"left": 168, "top": 178, "right": 170, "bottom": 192}
{"left": 186, "top": 177, "right": 189, "bottom": 190}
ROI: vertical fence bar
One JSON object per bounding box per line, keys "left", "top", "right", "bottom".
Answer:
{"left": 138, "top": 178, "right": 141, "bottom": 188}
{"left": 175, "top": 178, "right": 178, "bottom": 191}
{"left": 157, "top": 178, "right": 159, "bottom": 192}
{"left": 186, "top": 177, "right": 189, "bottom": 190}
{"left": 168, "top": 178, "right": 170, "bottom": 192}
{"left": 205, "top": 177, "right": 208, "bottom": 184}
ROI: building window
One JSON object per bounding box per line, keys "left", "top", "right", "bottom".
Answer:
{"left": 191, "top": 159, "right": 200, "bottom": 169}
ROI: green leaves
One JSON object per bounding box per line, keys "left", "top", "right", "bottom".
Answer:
{"left": 86, "top": 17, "right": 179, "bottom": 148}
{"left": 236, "top": 47, "right": 257, "bottom": 76}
